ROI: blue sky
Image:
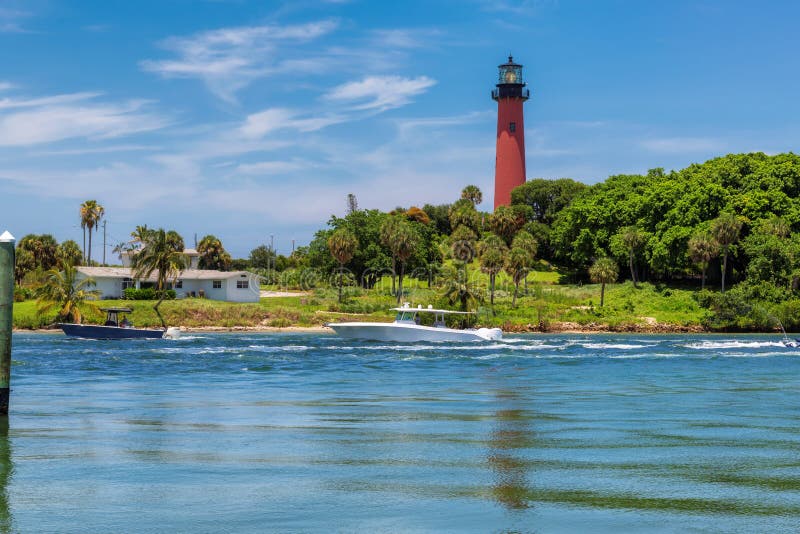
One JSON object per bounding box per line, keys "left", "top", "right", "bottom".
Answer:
{"left": 1, "top": 0, "right": 799, "bottom": 258}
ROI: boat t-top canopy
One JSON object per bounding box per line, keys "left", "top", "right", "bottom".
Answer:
{"left": 391, "top": 305, "right": 475, "bottom": 315}
{"left": 100, "top": 307, "right": 133, "bottom": 313}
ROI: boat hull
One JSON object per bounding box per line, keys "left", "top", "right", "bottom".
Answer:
{"left": 328, "top": 322, "right": 502, "bottom": 342}
{"left": 59, "top": 323, "right": 166, "bottom": 340}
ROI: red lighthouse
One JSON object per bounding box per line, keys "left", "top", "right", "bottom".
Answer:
{"left": 492, "top": 56, "right": 530, "bottom": 209}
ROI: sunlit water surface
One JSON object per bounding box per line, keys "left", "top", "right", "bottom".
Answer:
{"left": 2, "top": 332, "right": 800, "bottom": 532}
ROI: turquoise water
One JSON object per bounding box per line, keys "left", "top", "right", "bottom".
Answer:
{"left": 3, "top": 333, "right": 800, "bottom": 533}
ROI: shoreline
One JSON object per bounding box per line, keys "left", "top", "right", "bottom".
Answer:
{"left": 14, "top": 322, "right": 786, "bottom": 334}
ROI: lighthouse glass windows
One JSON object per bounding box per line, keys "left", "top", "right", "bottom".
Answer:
{"left": 499, "top": 65, "right": 522, "bottom": 84}
{"left": 509, "top": 122, "right": 516, "bottom": 133}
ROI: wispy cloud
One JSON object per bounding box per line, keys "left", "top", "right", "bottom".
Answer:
{"left": 324, "top": 75, "right": 436, "bottom": 111}
{"left": 236, "top": 159, "right": 314, "bottom": 175}
{"left": 0, "top": 7, "right": 32, "bottom": 33}
{"left": 140, "top": 20, "right": 339, "bottom": 102}
{"left": 238, "top": 107, "right": 346, "bottom": 139}
{"left": 368, "top": 28, "right": 442, "bottom": 49}
{"left": 640, "top": 137, "right": 726, "bottom": 153}
{"left": 0, "top": 92, "right": 170, "bottom": 146}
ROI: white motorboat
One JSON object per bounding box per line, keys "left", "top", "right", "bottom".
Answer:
{"left": 326, "top": 304, "right": 503, "bottom": 342}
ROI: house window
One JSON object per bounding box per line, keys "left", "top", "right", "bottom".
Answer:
{"left": 122, "top": 278, "right": 135, "bottom": 290}
{"left": 175, "top": 280, "right": 183, "bottom": 289}
{"left": 237, "top": 280, "right": 249, "bottom": 289}
{"left": 509, "top": 122, "right": 516, "bottom": 133}
{"left": 212, "top": 280, "right": 222, "bottom": 289}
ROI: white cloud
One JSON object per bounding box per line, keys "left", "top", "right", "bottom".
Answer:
{"left": 324, "top": 75, "right": 436, "bottom": 111}
{"left": 238, "top": 108, "right": 297, "bottom": 138}
{"left": 0, "top": 82, "right": 13, "bottom": 92}
{"left": 640, "top": 137, "right": 725, "bottom": 153}
{"left": 140, "top": 20, "right": 339, "bottom": 102}
{"left": 238, "top": 107, "right": 348, "bottom": 139}
{"left": 0, "top": 91, "right": 102, "bottom": 110}
{"left": 0, "top": 94, "right": 169, "bottom": 146}
{"left": 236, "top": 159, "right": 312, "bottom": 175}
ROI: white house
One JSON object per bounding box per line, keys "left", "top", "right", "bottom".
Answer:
{"left": 76, "top": 247, "right": 260, "bottom": 303}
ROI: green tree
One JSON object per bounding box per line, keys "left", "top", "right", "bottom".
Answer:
{"left": 489, "top": 205, "right": 525, "bottom": 246}
{"left": 504, "top": 247, "right": 529, "bottom": 308}
{"left": 249, "top": 244, "right": 276, "bottom": 270}
{"left": 380, "top": 216, "right": 402, "bottom": 295}
{"left": 197, "top": 234, "right": 232, "bottom": 270}
{"left": 130, "top": 225, "right": 153, "bottom": 244}
{"left": 589, "top": 257, "right": 619, "bottom": 307}
{"left": 131, "top": 228, "right": 188, "bottom": 328}
{"left": 327, "top": 228, "right": 358, "bottom": 303}
{"left": 80, "top": 200, "right": 104, "bottom": 265}
{"left": 384, "top": 219, "right": 419, "bottom": 305}
{"left": 688, "top": 231, "right": 719, "bottom": 290}
{"left": 441, "top": 264, "right": 481, "bottom": 312}
{"left": 511, "top": 178, "right": 587, "bottom": 225}
{"left": 461, "top": 185, "right": 483, "bottom": 206}
{"left": 711, "top": 213, "right": 743, "bottom": 293}
{"left": 165, "top": 230, "right": 185, "bottom": 253}
{"left": 422, "top": 203, "right": 452, "bottom": 235}
{"left": 449, "top": 199, "right": 481, "bottom": 234}
{"left": 34, "top": 264, "right": 100, "bottom": 323}
{"left": 610, "top": 226, "right": 647, "bottom": 287}
{"left": 57, "top": 240, "right": 83, "bottom": 268}
{"left": 13, "top": 247, "right": 35, "bottom": 286}
{"left": 16, "top": 234, "right": 59, "bottom": 272}
{"left": 479, "top": 233, "right": 507, "bottom": 306}
{"left": 512, "top": 230, "right": 538, "bottom": 291}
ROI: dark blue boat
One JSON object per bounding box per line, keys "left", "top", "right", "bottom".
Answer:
{"left": 59, "top": 307, "right": 170, "bottom": 340}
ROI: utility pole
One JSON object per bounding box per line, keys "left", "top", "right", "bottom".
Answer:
{"left": 270, "top": 234, "right": 274, "bottom": 273}
{"left": 102, "top": 220, "right": 107, "bottom": 266}
{"left": 0, "top": 231, "right": 15, "bottom": 415}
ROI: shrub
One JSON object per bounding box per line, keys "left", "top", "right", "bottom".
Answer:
{"left": 123, "top": 288, "right": 176, "bottom": 300}
{"left": 14, "top": 286, "right": 32, "bottom": 302}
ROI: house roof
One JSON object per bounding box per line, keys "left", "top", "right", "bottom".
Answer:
{"left": 76, "top": 266, "right": 254, "bottom": 281}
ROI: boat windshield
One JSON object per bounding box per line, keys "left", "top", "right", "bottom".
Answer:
{"left": 395, "top": 311, "right": 418, "bottom": 323}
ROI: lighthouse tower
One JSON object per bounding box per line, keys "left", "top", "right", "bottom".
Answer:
{"left": 492, "top": 56, "right": 530, "bottom": 209}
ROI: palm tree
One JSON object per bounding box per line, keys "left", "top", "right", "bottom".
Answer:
{"left": 34, "top": 264, "right": 100, "bottom": 323}
{"left": 449, "top": 199, "right": 481, "bottom": 234}
{"left": 511, "top": 230, "right": 538, "bottom": 293}
{"left": 589, "top": 257, "right": 619, "bottom": 307}
{"left": 131, "top": 228, "right": 187, "bottom": 328}
{"left": 461, "top": 185, "right": 483, "bottom": 206}
{"left": 80, "top": 200, "right": 104, "bottom": 265}
{"left": 327, "top": 228, "right": 358, "bottom": 303}
{"left": 479, "top": 233, "right": 507, "bottom": 306}
{"left": 197, "top": 234, "right": 232, "bottom": 271}
{"left": 57, "top": 240, "right": 83, "bottom": 268}
{"left": 688, "top": 231, "right": 719, "bottom": 290}
{"left": 79, "top": 201, "right": 91, "bottom": 262}
{"left": 441, "top": 264, "right": 481, "bottom": 312}
{"left": 385, "top": 220, "right": 418, "bottom": 305}
{"left": 380, "top": 216, "right": 401, "bottom": 295}
{"left": 130, "top": 225, "right": 153, "bottom": 244}
{"left": 489, "top": 205, "right": 525, "bottom": 246}
{"left": 711, "top": 213, "right": 742, "bottom": 293}
{"left": 505, "top": 246, "right": 531, "bottom": 308}
{"left": 615, "top": 226, "right": 647, "bottom": 287}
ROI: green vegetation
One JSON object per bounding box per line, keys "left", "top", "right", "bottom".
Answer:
{"left": 12, "top": 152, "right": 800, "bottom": 333}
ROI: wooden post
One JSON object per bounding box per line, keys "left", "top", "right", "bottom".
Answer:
{"left": 0, "top": 231, "right": 14, "bottom": 415}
